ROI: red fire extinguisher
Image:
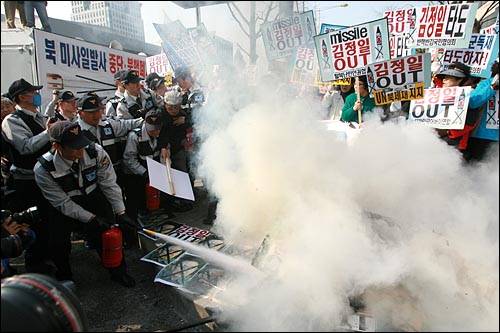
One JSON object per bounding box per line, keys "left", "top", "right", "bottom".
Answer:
{"left": 184, "top": 127, "right": 194, "bottom": 152}
{"left": 145, "top": 182, "right": 160, "bottom": 211}
{"left": 102, "top": 225, "right": 123, "bottom": 268}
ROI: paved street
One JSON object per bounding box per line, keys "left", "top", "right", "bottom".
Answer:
{"left": 10, "top": 187, "right": 218, "bottom": 332}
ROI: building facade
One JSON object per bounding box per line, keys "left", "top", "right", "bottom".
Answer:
{"left": 71, "top": 1, "right": 145, "bottom": 42}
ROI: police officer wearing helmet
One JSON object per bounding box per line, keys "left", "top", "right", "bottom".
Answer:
{"left": 1, "top": 78, "right": 55, "bottom": 274}
{"left": 116, "top": 69, "right": 160, "bottom": 120}
{"left": 34, "top": 121, "right": 137, "bottom": 287}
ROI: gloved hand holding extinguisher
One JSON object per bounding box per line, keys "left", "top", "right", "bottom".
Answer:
{"left": 89, "top": 216, "right": 113, "bottom": 231}
{"left": 116, "top": 213, "right": 140, "bottom": 249}
{"left": 116, "top": 213, "right": 139, "bottom": 229}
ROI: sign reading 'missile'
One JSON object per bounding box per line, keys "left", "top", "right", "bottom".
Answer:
{"left": 261, "top": 10, "right": 316, "bottom": 61}
{"left": 314, "top": 18, "right": 391, "bottom": 82}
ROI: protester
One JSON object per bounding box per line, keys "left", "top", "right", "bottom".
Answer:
{"left": 341, "top": 76, "right": 376, "bottom": 124}
{"left": 322, "top": 79, "right": 355, "bottom": 120}
{"left": 435, "top": 62, "right": 498, "bottom": 155}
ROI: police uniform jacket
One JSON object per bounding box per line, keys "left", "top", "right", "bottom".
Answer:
{"left": 34, "top": 143, "right": 125, "bottom": 223}
{"left": 116, "top": 90, "right": 158, "bottom": 120}
{"left": 78, "top": 117, "right": 143, "bottom": 167}
{"left": 1, "top": 107, "right": 52, "bottom": 180}
{"left": 105, "top": 90, "right": 124, "bottom": 119}
{"left": 122, "top": 125, "right": 164, "bottom": 176}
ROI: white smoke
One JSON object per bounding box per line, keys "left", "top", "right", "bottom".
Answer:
{"left": 193, "top": 81, "right": 499, "bottom": 331}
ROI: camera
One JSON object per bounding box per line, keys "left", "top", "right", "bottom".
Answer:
{"left": 3, "top": 206, "right": 40, "bottom": 226}
{"left": 1, "top": 273, "right": 89, "bottom": 331}
{"left": 49, "top": 111, "right": 65, "bottom": 123}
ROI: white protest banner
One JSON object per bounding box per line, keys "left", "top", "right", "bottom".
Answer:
{"left": 320, "top": 23, "right": 348, "bottom": 34}
{"left": 440, "top": 34, "right": 498, "bottom": 78}
{"left": 34, "top": 29, "right": 146, "bottom": 112}
{"left": 384, "top": 8, "right": 416, "bottom": 59}
{"left": 154, "top": 20, "right": 201, "bottom": 69}
{"left": 485, "top": 92, "right": 499, "bottom": 130}
{"left": 290, "top": 45, "right": 318, "bottom": 86}
{"left": 408, "top": 86, "right": 472, "bottom": 129}
{"left": 146, "top": 53, "right": 172, "bottom": 77}
{"left": 314, "top": 18, "right": 391, "bottom": 82}
{"left": 406, "top": 3, "right": 478, "bottom": 49}
{"left": 367, "top": 53, "right": 432, "bottom": 105}
{"left": 146, "top": 157, "right": 195, "bottom": 201}
{"left": 480, "top": 14, "right": 498, "bottom": 35}
{"left": 261, "top": 11, "right": 316, "bottom": 61}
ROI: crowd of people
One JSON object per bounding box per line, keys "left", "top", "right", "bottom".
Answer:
{"left": 1, "top": 54, "right": 499, "bottom": 287}
{"left": 1, "top": 66, "right": 205, "bottom": 286}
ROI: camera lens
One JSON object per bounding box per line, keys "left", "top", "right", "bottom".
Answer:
{"left": 11, "top": 206, "right": 39, "bottom": 225}
{"left": 1, "top": 273, "right": 89, "bottom": 331}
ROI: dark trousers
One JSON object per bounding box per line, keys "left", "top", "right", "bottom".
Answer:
{"left": 48, "top": 188, "right": 127, "bottom": 281}
{"left": 122, "top": 174, "right": 146, "bottom": 220}
{"left": 12, "top": 179, "right": 51, "bottom": 274}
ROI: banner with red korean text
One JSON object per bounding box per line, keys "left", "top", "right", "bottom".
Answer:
{"left": 261, "top": 11, "right": 316, "bottom": 61}
{"left": 314, "top": 18, "right": 391, "bottom": 82}
{"left": 367, "top": 53, "right": 432, "bottom": 105}
{"left": 290, "top": 45, "right": 319, "bottom": 86}
{"left": 146, "top": 53, "right": 173, "bottom": 85}
{"left": 34, "top": 29, "right": 146, "bottom": 112}
{"left": 408, "top": 86, "right": 472, "bottom": 129}
{"left": 384, "top": 8, "right": 416, "bottom": 59}
{"left": 406, "top": 3, "right": 478, "bottom": 49}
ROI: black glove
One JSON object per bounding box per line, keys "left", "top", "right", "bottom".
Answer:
{"left": 90, "top": 216, "right": 112, "bottom": 230}
{"left": 116, "top": 214, "right": 138, "bottom": 229}
{"left": 142, "top": 171, "right": 149, "bottom": 182}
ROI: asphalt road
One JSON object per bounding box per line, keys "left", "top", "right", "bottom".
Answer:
{"left": 9, "top": 188, "right": 218, "bottom": 332}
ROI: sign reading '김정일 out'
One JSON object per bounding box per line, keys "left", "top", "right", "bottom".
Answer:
{"left": 408, "top": 86, "right": 472, "bottom": 130}
{"left": 366, "top": 53, "right": 432, "bottom": 105}
{"left": 261, "top": 11, "right": 316, "bottom": 61}
{"left": 314, "top": 18, "right": 391, "bottom": 82}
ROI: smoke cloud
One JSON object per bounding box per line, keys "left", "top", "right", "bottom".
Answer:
{"left": 193, "top": 80, "right": 499, "bottom": 331}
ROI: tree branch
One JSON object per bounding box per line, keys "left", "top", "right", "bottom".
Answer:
{"left": 227, "top": 2, "right": 250, "bottom": 37}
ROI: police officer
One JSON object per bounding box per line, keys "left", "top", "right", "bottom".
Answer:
{"left": 116, "top": 69, "right": 160, "bottom": 119}
{"left": 145, "top": 72, "right": 167, "bottom": 106}
{"left": 122, "top": 109, "right": 170, "bottom": 219}
{"left": 172, "top": 66, "right": 204, "bottom": 115}
{"left": 76, "top": 94, "right": 142, "bottom": 188}
{"left": 1, "top": 78, "right": 54, "bottom": 274}
{"left": 105, "top": 69, "right": 127, "bottom": 119}
{"left": 34, "top": 121, "right": 137, "bottom": 287}
{"left": 51, "top": 90, "right": 78, "bottom": 122}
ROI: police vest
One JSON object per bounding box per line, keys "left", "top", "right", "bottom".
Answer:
{"left": 108, "top": 95, "right": 121, "bottom": 114}
{"left": 82, "top": 122, "right": 122, "bottom": 166}
{"left": 133, "top": 128, "right": 161, "bottom": 169}
{"left": 122, "top": 90, "right": 156, "bottom": 119}
{"left": 38, "top": 143, "right": 98, "bottom": 198}
{"left": 8, "top": 110, "right": 52, "bottom": 170}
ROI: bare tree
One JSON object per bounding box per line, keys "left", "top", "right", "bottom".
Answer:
{"left": 226, "top": 1, "right": 279, "bottom": 64}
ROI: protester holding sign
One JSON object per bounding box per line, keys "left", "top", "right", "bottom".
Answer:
{"left": 436, "top": 62, "right": 498, "bottom": 155}
{"left": 341, "top": 76, "right": 376, "bottom": 124}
